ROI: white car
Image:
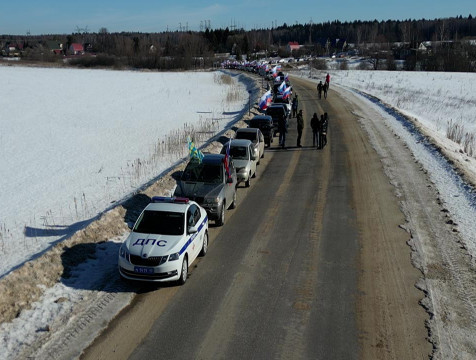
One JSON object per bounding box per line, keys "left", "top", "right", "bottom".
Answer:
{"left": 118, "top": 196, "right": 208, "bottom": 284}
{"left": 221, "top": 139, "right": 257, "bottom": 187}
{"left": 234, "top": 128, "right": 265, "bottom": 162}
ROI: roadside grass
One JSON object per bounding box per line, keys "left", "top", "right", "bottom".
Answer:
{"left": 447, "top": 119, "right": 476, "bottom": 157}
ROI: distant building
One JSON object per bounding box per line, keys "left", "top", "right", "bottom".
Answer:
{"left": 46, "top": 41, "right": 63, "bottom": 54}
{"left": 287, "top": 42, "right": 300, "bottom": 52}
{"left": 3, "top": 42, "right": 23, "bottom": 56}
{"left": 69, "top": 43, "right": 84, "bottom": 55}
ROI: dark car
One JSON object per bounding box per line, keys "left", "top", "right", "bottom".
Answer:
{"left": 273, "top": 95, "right": 292, "bottom": 114}
{"left": 266, "top": 104, "right": 288, "bottom": 136}
{"left": 249, "top": 115, "right": 274, "bottom": 147}
{"left": 173, "top": 154, "right": 237, "bottom": 226}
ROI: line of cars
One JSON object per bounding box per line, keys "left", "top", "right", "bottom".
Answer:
{"left": 118, "top": 127, "right": 267, "bottom": 284}
{"left": 118, "top": 69, "right": 294, "bottom": 285}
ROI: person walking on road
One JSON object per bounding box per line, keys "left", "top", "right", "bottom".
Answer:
{"left": 317, "top": 81, "right": 323, "bottom": 99}
{"left": 278, "top": 114, "right": 288, "bottom": 149}
{"left": 311, "top": 113, "right": 319, "bottom": 148}
{"left": 296, "top": 109, "right": 304, "bottom": 147}
{"left": 325, "top": 73, "right": 330, "bottom": 88}
{"left": 318, "top": 115, "right": 325, "bottom": 149}
{"left": 323, "top": 82, "right": 328, "bottom": 99}
{"left": 322, "top": 112, "right": 329, "bottom": 147}
{"left": 292, "top": 95, "right": 298, "bottom": 118}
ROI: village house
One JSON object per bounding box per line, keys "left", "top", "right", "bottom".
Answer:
{"left": 286, "top": 41, "right": 300, "bottom": 52}
{"left": 69, "top": 43, "right": 84, "bottom": 55}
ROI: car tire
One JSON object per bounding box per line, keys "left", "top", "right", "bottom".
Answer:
{"left": 199, "top": 231, "right": 208, "bottom": 257}
{"left": 245, "top": 173, "right": 251, "bottom": 187}
{"left": 216, "top": 203, "right": 225, "bottom": 226}
{"left": 177, "top": 256, "right": 188, "bottom": 285}
{"left": 252, "top": 168, "right": 257, "bottom": 178}
{"left": 230, "top": 191, "right": 237, "bottom": 209}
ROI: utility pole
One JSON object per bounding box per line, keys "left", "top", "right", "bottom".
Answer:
{"left": 309, "top": 18, "right": 313, "bottom": 45}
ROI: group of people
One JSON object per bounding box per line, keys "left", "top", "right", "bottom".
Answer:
{"left": 275, "top": 74, "right": 331, "bottom": 149}
{"left": 293, "top": 110, "right": 328, "bottom": 149}
{"left": 310, "top": 112, "right": 328, "bottom": 149}
{"left": 317, "top": 73, "right": 331, "bottom": 99}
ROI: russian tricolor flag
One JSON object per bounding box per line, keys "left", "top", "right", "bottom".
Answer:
{"left": 258, "top": 90, "right": 272, "bottom": 110}
{"left": 282, "top": 86, "right": 292, "bottom": 99}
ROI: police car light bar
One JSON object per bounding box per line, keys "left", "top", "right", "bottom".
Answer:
{"left": 151, "top": 196, "right": 189, "bottom": 204}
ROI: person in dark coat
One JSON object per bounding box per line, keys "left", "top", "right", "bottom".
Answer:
{"left": 317, "top": 81, "right": 323, "bottom": 99}
{"left": 278, "top": 114, "right": 288, "bottom": 149}
{"left": 318, "top": 115, "right": 325, "bottom": 149}
{"left": 296, "top": 109, "right": 304, "bottom": 147}
{"left": 311, "top": 113, "right": 319, "bottom": 148}
{"left": 291, "top": 95, "right": 298, "bottom": 118}
{"left": 322, "top": 112, "right": 329, "bottom": 147}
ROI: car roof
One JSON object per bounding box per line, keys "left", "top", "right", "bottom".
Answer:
{"left": 225, "top": 139, "right": 253, "bottom": 147}
{"left": 251, "top": 115, "right": 272, "bottom": 121}
{"left": 144, "top": 201, "right": 189, "bottom": 213}
{"left": 268, "top": 103, "right": 286, "bottom": 109}
{"left": 201, "top": 153, "right": 225, "bottom": 165}
{"left": 236, "top": 128, "right": 259, "bottom": 134}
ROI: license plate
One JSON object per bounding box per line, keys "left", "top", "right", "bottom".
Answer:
{"left": 134, "top": 266, "right": 154, "bottom": 274}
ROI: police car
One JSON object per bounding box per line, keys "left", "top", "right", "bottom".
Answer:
{"left": 118, "top": 196, "right": 208, "bottom": 284}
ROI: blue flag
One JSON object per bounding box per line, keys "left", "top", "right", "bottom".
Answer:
{"left": 187, "top": 136, "right": 204, "bottom": 163}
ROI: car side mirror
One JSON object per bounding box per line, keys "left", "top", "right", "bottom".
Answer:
{"left": 188, "top": 225, "right": 198, "bottom": 234}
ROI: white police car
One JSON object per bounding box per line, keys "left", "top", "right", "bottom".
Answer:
{"left": 118, "top": 196, "right": 208, "bottom": 284}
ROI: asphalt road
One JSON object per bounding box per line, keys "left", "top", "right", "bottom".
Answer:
{"left": 82, "top": 76, "right": 430, "bottom": 360}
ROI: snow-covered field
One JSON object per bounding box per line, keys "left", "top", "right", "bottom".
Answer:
{"left": 2, "top": 65, "right": 476, "bottom": 359}
{"left": 331, "top": 70, "right": 476, "bottom": 156}
{"left": 0, "top": 66, "right": 252, "bottom": 277}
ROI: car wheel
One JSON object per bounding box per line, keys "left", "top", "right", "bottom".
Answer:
{"left": 245, "top": 173, "right": 251, "bottom": 187}
{"left": 230, "top": 191, "right": 237, "bottom": 209}
{"left": 177, "top": 256, "right": 188, "bottom": 285}
{"left": 252, "top": 168, "right": 257, "bottom": 178}
{"left": 199, "top": 231, "right": 208, "bottom": 257}
{"left": 216, "top": 203, "right": 225, "bottom": 226}
{"left": 261, "top": 151, "right": 264, "bottom": 159}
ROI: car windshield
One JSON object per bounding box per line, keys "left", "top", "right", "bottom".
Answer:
{"left": 133, "top": 210, "right": 184, "bottom": 235}
{"left": 235, "top": 132, "right": 256, "bottom": 142}
{"left": 250, "top": 119, "right": 271, "bottom": 129}
{"left": 274, "top": 98, "right": 289, "bottom": 104}
{"left": 182, "top": 162, "right": 223, "bottom": 184}
{"left": 266, "top": 108, "right": 283, "bottom": 116}
{"left": 230, "top": 146, "right": 248, "bottom": 160}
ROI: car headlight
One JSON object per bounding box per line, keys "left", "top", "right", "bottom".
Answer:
{"left": 169, "top": 253, "right": 180, "bottom": 261}
{"left": 119, "top": 246, "right": 129, "bottom": 259}
{"left": 204, "top": 196, "right": 220, "bottom": 205}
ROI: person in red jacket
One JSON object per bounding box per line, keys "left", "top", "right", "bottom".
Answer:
{"left": 325, "top": 73, "right": 330, "bottom": 87}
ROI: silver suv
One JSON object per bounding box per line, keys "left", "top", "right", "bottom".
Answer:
{"left": 174, "top": 154, "right": 237, "bottom": 226}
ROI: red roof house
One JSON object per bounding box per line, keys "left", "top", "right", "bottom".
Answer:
{"left": 69, "top": 43, "right": 84, "bottom": 55}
